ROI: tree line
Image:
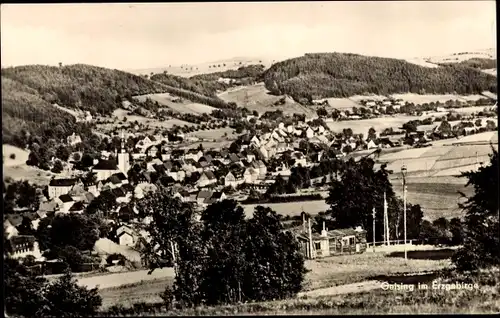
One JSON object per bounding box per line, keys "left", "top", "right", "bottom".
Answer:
{"left": 262, "top": 53, "right": 497, "bottom": 102}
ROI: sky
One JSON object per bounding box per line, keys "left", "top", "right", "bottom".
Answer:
{"left": 1, "top": 1, "right": 496, "bottom": 70}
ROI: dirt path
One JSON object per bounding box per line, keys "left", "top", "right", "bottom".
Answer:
{"left": 297, "top": 280, "right": 382, "bottom": 298}
{"left": 73, "top": 267, "right": 175, "bottom": 290}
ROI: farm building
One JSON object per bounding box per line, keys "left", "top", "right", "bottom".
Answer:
{"left": 287, "top": 219, "right": 367, "bottom": 259}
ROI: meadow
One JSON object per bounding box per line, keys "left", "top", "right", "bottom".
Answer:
{"left": 389, "top": 93, "right": 485, "bottom": 104}
{"left": 326, "top": 115, "right": 420, "bottom": 137}
{"left": 186, "top": 128, "right": 237, "bottom": 141}
{"left": 217, "top": 83, "right": 316, "bottom": 117}
{"left": 242, "top": 200, "right": 329, "bottom": 218}
{"left": 97, "top": 247, "right": 457, "bottom": 312}
{"left": 3, "top": 144, "right": 55, "bottom": 186}
{"left": 134, "top": 93, "right": 217, "bottom": 115}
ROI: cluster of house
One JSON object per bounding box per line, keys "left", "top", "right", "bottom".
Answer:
{"left": 5, "top": 118, "right": 389, "bottom": 265}
{"left": 284, "top": 215, "right": 368, "bottom": 259}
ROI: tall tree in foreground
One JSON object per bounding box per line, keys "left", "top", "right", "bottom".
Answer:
{"left": 4, "top": 257, "right": 102, "bottom": 317}
{"left": 139, "top": 187, "right": 307, "bottom": 307}
{"left": 452, "top": 147, "right": 499, "bottom": 271}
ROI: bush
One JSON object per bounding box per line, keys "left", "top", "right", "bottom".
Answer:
{"left": 9, "top": 153, "right": 16, "bottom": 159}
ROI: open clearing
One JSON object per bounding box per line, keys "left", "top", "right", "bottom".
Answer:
{"left": 389, "top": 93, "right": 486, "bottom": 104}
{"left": 127, "top": 56, "right": 278, "bottom": 78}
{"left": 242, "top": 200, "right": 329, "bottom": 218}
{"left": 134, "top": 93, "right": 216, "bottom": 115}
{"left": 326, "top": 116, "right": 420, "bottom": 137}
{"left": 3, "top": 145, "right": 54, "bottom": 185}
{"left": 110, "top": 108, "right": 195, "bottom": 128}
{"left": 217, "top": 83, "right": 316, "bottom": 117}
{"left": 186, "top": 128, "right": 236, "bottom": 140}
{"left": 98, "top": 246, "right": 451, "bottom": 309}
{"left": 3, "top": 144, "right": 29, "bottom": 167}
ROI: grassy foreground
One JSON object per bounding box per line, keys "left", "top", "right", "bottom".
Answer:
{"left": 98, "top": 248, "right": 451, "bottom": 309}
{"left": 100, "top": 267, "right": 500, "bottom": 316}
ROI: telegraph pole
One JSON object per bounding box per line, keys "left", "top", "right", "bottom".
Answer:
{"left": 402, "top": 165, "right": 408, "bottom": 261}
{"left": 372, "top": 207, "right": 376, "bottom": 253}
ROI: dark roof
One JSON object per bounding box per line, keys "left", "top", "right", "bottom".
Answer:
{"left": 121, "top": 183, "right": 134, "bottom": 192}
{"left": 119, "top": 205, "right": 134, "bottom": 216}
{"left": 199, "top": 155, "right": 213, "bottom": 163}
{"left": 197, "top": 190, "right": 213, "bottom": 199}
{"left": 108, "top": 175, "right": 122, "bottom": 185}
{"left": 187, "top": 148, "right": 201, "bottom": 154}
{"left": 211, "top": 192, "right": 224, "bottom": 199}
{"left": 113, "top": 172, "right": 128, "bottom": 181}
{"left": 193, "top": 162, "right": 202, "bottom": 169}
{"left": 69, "top": 201, "right": 85, "bottom": 211}
{"left": 138, "top": 172, "right": 151, "bottom": 182}
{"left": 49, "top": 178, "right": 77, "bottom": 187}
{"left": 211, "top": 159, "right": 224, "bottom": 167}
{"left": 9, "top": 235, "right": 35, "bottom": 250}
{"left": 163, "top": 161, "right": 173, "bottom": 170}
{"left": 229, "top": 153, "right": 240, "bottom": 162}
{"left": 111, "top": 187, "right": 126, "bottom": 198}
{"left": 59, "top": 194, "right": 74, "bottom": 203}
{"left": 93, "top": 159, "right": 118, "bottom": 171}
{"left": 229, "top": 169, "right": 244, "bottom": 179}
{"left": 203, "top": 171, "right": 216, "bottom": 180}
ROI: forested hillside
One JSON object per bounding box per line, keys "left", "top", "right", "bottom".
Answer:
{"left": 262, "top": 53, "right": 497, "bottom": 102}
{"left": 150, "top": 64, "right": 265, "bottom": 97}
{"left": 2, "top": 77, "right": 77, "bottom": 147}
{"left": 438, "top": 58, "right": 497, "bottom": 70}
{"left": 1, "top": 64, "right": 169, "bottom": 116}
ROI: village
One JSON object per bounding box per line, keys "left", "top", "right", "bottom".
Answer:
{"left": 4, "top": 94, "right": 498, "bottom": 274}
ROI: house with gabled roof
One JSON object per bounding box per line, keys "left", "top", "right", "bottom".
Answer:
{"left": 48, "top": 178, "right": 79, "bottom": 199}
{"left": 68, "top": 201, "right": 85, "bottom": 214}
{"left": 185, "top": 149, "right": 203, "bottom": 162}
{"left": 7, "top": 235, "right": 42, "bottom": 260}
{"left": 56, "top": 194, "right": 75, "bottom": 213}
{"left": 93, "top": 159, "right": 120, "bottom": 181}
{"left": 243, "top": 167, "right": 259, "bottom": 184}
{"left": 225, "top": 169, "right": 245, "bottom": 188}
{"left": 197, "top": 190, "right": 213, "bottom": 205}
{"left": 197, "top": 171, "right": 217, "bottom": 188}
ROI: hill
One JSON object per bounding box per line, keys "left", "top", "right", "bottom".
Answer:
{"left": 150, "top": 64, "right": 265, "bottom": 97}
{"left": 1, "top": 64, "right": 169, "bottom": 116}
{"left": 262, "top": 52, "right": 497, "bottom": 102}
{"left": 128, "top": 56, "right": 278, "bottom": 77}
{"left": 2, "top": 76, "right": 77, "bottom": 147}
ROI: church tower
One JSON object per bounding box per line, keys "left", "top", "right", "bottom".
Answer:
{"left": 118, "top": 130, "right": 130, "bottom": 174}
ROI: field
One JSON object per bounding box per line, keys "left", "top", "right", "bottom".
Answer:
{"left": 483, "top": 68, "right": 497, "bottom": 76}
{"left": 242, "top": 200, "right": 329, "bottom": 218}
{"left": 392, "top": 181, "right": 472, "bottom": 220}
{"left": 217, "top": 83, "right": 316, "bottom": 117}
{"left": 3, "top": 144, "right": 55, "bottom": 186}
{"left": 186, "top": 128, "right": 237, "bottom": 141}
{"left": 134, "top": 93, "right": 217, "bottom": 115}
{"left": 127, "top": 56, "right": 278, "bottom": 78}
{"left": 326, "top": 115, "right": 420, "bottom": 137}
{"left": 389, "top": 93, "right": 485, "bottom": 104}
{"left": 324, "top": 98, "right": 360, "bottom": 110}
{"left": 97, "top": 246, "right": 453, "bottom": 310}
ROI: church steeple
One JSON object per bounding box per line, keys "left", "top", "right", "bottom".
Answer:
{"left": 120, "top": 129, "right": 125, "bottom": 153}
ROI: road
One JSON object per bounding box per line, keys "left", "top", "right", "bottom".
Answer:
{"left": 297, "top": 280, "right": 382, "bottom": 298}
{"left": 74, "top": 267, "right": 175, "bottom": 290}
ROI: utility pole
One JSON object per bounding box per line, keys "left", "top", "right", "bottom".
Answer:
{"left": 384, "top": 191, "right": 390, "bottom": 246}
{"left": 372, "top": 207, "right": 376, "bottom": 253}
{"left": 402, "top": 165, "right": 408, "bottom": 261}
{"left": 308, "top": 217, "right": 314, "bottom": 259}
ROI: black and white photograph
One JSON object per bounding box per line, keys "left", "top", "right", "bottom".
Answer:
{"left": 2, "top": 1, "right": 498, "bottom": 316}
